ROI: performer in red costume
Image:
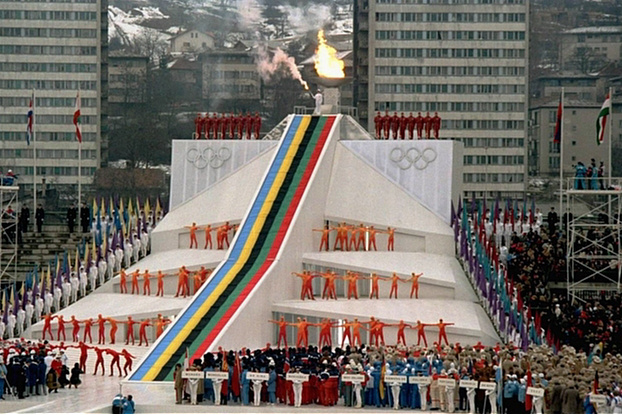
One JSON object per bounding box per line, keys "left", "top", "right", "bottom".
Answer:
{"left": 82, "top": 317, "right": 93, "bottom": 343}
{"left": 313, "top": 318, "right": 337, "bottom": 348}
{"left": 125, "top": 316, "right": 136, "bottom": 345}
{"left": 245, "top": 112, "right": 253, "bottom": 140}
{"left": 186, "top": 222, "right": 199, "bottom": 249}
{"left": 204, "top": 113, "right": 213, "bottom": 139}
{"left": 382, "top": 110, "right": 391, "bottom": 139}
{"left": 413, "top": 320, "right": 429, "bottom": 347}
{"left": 254, "top": 112, "right": 261, "bottom": 139}
{"left": 218, "top": 221, "right": 233, "bottom": 249}
{"left": 368, "top": 226, "right": 380, "bottom": 251}
{"left": 221, "top": 113, "right": 230, "bottom": 139}
{"left": 121, "top": 349, "right": 136, "bottom": 376}
{"left": 143, "top": 269, "right": 151, "bottom": 296}
{"left": 93, "top": 346, "right": 106, "bottom": 375}
{"left": 407, "top": 112, "right": 416, "bottom": 139}
{"left": 130, "top": 269, "right": 140, "bottom": 295}
{"left": 369, "top": 317, "right": 388, "bottom": 347}
{"left": 236, "top": 111, "right": 244, "bottom": 138}
{"left": 386, "top": 226, "right": 395, "bottom": 251}
{"left": 268, "top": 316, "right": 289, "bottom": 348}
{"left": 193, "top": 271, "right": 202, "bottom": 294}
{"left": 398, "top": 112, "right": 407, "bottom": 139}
{"left": 367, "top": 273, "right": 386, "bottom": 299}
{"left": 212, "top": 114, "right": 221, "bottom": 139}
{"left": 138, "top": 318, "right": 151, "bottom": 346}
{"left": 391, "top": 112, "right": 400, "bottom": 140}
{"left": 407, "top": 272, "right": 423, "bottom": 299}
{"left": 349, "top": 318, "right": 368, "bottom": 347}
{"left": 108, "top": 317, "right": 124, "bottom": 344}
{"left": 97, "top": 314, "right": 106, "bottom": 344}
{"left": 415, "top": 112, "right": 424, "bottom": 139}
{"left": 312, "top": 225, "right": 332, "bottom": 252}
{"left": 431, "top": 111, "right": 441, "bottom": 139}
{"left": 70, "top": 315, "right": 81, "bottom": 342}
{"left": 435, "top": 319, "right": 454, "bottom": 345}
{"left": 338, "top": 318, "right": 352, "bottom": 348}
{"left": 155, "top": 314, "right": 171, "bottom": 338}
{"left": 156, "top": 270, "right": 165, "bottom": 297}
{"left": 68, "top": 341, "right": 91, "bottom": 372}
{"left": 292, "top": 271, "right": 315, "bottom": 301}
{"left": 330, "top": 223, "right": 348, "bottom": 251}
{"left": 194, "top": 113, "right": 203, "bottom": 139}
{"left": 42, "top": 313, "right": 54, "bottom": 340}
{"left": 228, "top": 112, "right": 236, "bottom": 139}
{"left": 105, "top": 348, "right": 122, "bottom": 377}
{"left": 204, "top": 224, "right": 213, "bottom": 249}
{"left": 119, "top": 269, "right": 127, "bottom": 294}
{"left": 318, "top": 271, "right": 338, "bottom": 300}
{"left": 56, "top": 315, "right": 67, "bottom": 341}
{"left": 175, "top": 266, "right": 189, "bottom": 298}
{"left": 388, "top": 272, "right": 405, "bottom": 299}
{"left": 423, "top": 111, "right": 432, "bottom": 139}
{"left": 374, "top": 112, "right": 383, "bottom": 139}
{"left": 290, "top": 318, "right": 311, "bottom": 348}
{"left": 343, "top": 271, "right": 363, "bottom": 300}
{"left": 389, "top": 320, "right": 412, "bottom": 345}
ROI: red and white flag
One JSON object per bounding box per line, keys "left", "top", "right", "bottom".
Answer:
{"left": 74, "top": 90, "right": 82, "bottom": 143}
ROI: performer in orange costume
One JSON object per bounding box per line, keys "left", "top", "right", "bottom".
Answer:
{"left": 268, "top": 316, "right": 289, "bottom": 348}
{"left": 389, "top": 320, "right": 412, "bottom": 345}
{"left": 42, "top": 313, "right": 54, "bottom": 340}
{"left": 331, "top": 223, "right": 349, "bottom": 251}
{"left": 290, "top": 317, "right": 310, "bottom": 348}
{"left": 138, "top": 318, "right": 151, "bottom": 346}
{"left": 313, "top": 318, "right": 337, "bottom": 348}
{"left": 125, "top": 316, "right": 136, "bottom": 345}
{"left": 367, "top": 273, "right": 386, "bottom": 299}
{"left": 355, "top": 223, "right": 367, "bottom": 251}
{"left": 292, "top": 271, "right": 315, "bottom": 300}
{"left": 93, "top": 346, "right": 106, "bottom": 375}
{"left": 119, "top": 269, "right": 127, "bottom": 293}
{"left": 186, "top": 222, "right": 199, "bottom": 249}
{"left": 318, "top": 271, "right": 338, "bottom": 300}
{"left": 175, "top": 266, "right": 189, "bottom": 297}
{"left": 70, "top": 315, "right": 81, "bottom": 342}
{"left": 156, "top": 270, "right": 165, "bottom": 297}
{"left": 338, "top": 318, "right": 352, "bottom": 348}
{"left": 413, "top": 320, "right": 429, "bottom": 347}
{"left": 108, "top": 317, "right": 123, "bottom": 344}
{"left": 155, "top": 314, "right": 171, "bottom": 338}
{"left": 348, "top": 225, "right": 359, "bottom": 251}
{"left": 121, "top": 349, "right": 136, "bottom": 376}
{"left": 349, "top": 318, "right": 368, "bottom": 347}
{"left": 204, "top": 224, "right": 213, "bottom": 249}
{"left": 369, "top": 317, "right": 388, "bottom": 346}
{"left": 388, "top": 272, "right": 405, "bottom": 299}
{"left": 407, "top": 272, "right": 423, "bottom": 299}
{"left": 386, "top": 227, "right": 395, "bottom": 251}
{"left": 83, "top": 317, "right": 93, "bottom": 343}
{"left": 97, "top": 314, "right": 106, "bottom": 344}
{"left": 217, "top": 222, "right": 233, "bottom": 249}
{"left": 130, "top": 269, "right": 140, "bottom": 295}
{"left": 435, "top": 319, "right": 454, "bottom": 345}
{"left": 193, "top": 271, "right": 202, "bottom": 294}
{"left": 143, "top": 269, "right": 151, "bottom": 295}
{"left": 312, "top": 225, "right": 332, "bottom": 252}
{"left": 56, "top": 315, "right": 67, "bottom": 341}
{"left": 105, "top": 348, "right": 122, "bottom": 377}
{"left": 368, "top": 226, "right": 380, "bottom": 251}
{"left": 198, "top": 266, "right": 211, "bottom": 285}
{"left": 343, "top": 271, "right": 363, "bottom": 300}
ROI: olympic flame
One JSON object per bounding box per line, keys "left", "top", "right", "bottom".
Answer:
{"left": 314, "top": 30, "right": 345, "bottom": 79}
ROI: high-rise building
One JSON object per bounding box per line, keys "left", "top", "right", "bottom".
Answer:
{"left": 0, "top": 0, "right": 108, "bottom": 198}
{"left": 354, "top": 0, "right": 529, "bottom": 200}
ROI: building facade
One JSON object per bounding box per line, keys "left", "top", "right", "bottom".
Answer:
{"left": 354, "top": 0, "right": 529, "bottom": 200}
{"left": 0, "top": 0, "right": 108, "bottom": 196}
{"left": 561, "top": 27, "right": 622, "bottom": 73}
{"left": 169, "top": 30, "right": 215, "bottom": 54}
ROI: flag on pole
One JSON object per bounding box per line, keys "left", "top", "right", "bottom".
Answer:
{"left": 74, "top": 90, "right": 82, "bottom": 143}
{"left": 596, "top": 93, "right": 611, "bottom": 145}
{"left": 26, "top": 90, "right": 34, "bottom": 145}
{"left": 553, "top": 95, "right": 563, "bottom": 143}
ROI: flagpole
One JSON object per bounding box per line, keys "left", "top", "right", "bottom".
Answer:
{"left": 33, "top": 89, "right": 37, "bottom": 214}
{"left": 559, "top": 88, "right": 564, "bottom": 217}
{"left": 76, "top": 89, "right": 82, "bottom": 208}
{"left": 608, "top": 86, "right": 613, "bottom": 188}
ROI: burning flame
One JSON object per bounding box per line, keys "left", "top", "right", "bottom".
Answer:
{"left": 314, "top": 30, "right": 345, "bottom": 79}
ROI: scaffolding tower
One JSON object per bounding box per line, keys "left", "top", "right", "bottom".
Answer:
{"left": 565, "top": 180, "right": 622, "bottom": 303}
{"left": 0, "top": 184, "right": 19, "bottom": 283}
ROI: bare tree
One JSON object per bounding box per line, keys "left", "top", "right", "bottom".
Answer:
{"left": 131, "top": 28, "right": 169, "bottom": 65}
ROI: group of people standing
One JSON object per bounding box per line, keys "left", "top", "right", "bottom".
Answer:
{"left": 374, "top": 111, "right": 442, "bottom": 140}
{"left": 574, "top": 158, "right": 606, "bottom": 190}
{"left": 313, "top": 223, "right": 396, "bottom": 252}
{"left": 185, "top": 221, "right": 236, "bottom": 250}
{"left": 193, "top": 112, "right": 262, "bottom": 140}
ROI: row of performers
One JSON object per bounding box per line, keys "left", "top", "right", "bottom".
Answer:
{"left": 193, "top": 112, "right": 262, "bottom": 140}
{"left": 374, "top": 111, "right": 442, "bottom": 140}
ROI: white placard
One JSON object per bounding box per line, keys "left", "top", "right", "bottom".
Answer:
{"left": 438, "top": 378, "right": 456, "bottom": 387}
{"left": 286, "top": 373, "right": 309, "bottom": 382}
{"left": 182, "top": 370, "right": 204, "bottom": 379}
{"left": 479, "top": 381, "right": 496, "bottom": 391}
{"left": 526, "top": 387, "right": 545, "bottom": 397}
{"left": 342, "top": 374, "right": 366, "bottom": 383}
{"left": 384, "top": 375, "right": 407, "bottom": 384}
{"left": 410, "top": 376, "right": 432, "bottom": 385}
{"left": 246, "top": 372, "right": 269, "bottom": 381}
{"left": 460, "top": 380, "right": 478, "bottom": 388}
{"left": 590, "top": 394, "right": 607, "bottom": 405}
{"left": 205, "top": 371, "right": 229, "bottom": 380}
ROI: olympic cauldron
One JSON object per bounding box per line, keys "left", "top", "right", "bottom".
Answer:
{"left": 310, "top": 75, "right": 351, "bottom": 114}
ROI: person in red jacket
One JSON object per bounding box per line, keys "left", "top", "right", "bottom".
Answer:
{"left": 204, "top": 113, "right": 213, "bottom": 139}
{"left": 390, "top": 112, "right": 400, "bottom": 140}
{"left": 423, "top": 111, "right": 432, "bottom": 139}
{"left": 407, "top": 112, "right": 416, "bottom": 139}
{"left": 382, "top": 110, "right": 391, "bottom": 139}
{"left": 398, "top": 112, "right": 407, "bottom": 139}
{"left": 415, "top": 112, "right": 424, "bottom": 139}
{"left": 253, "top": 112, "right": 261, "bottom": 139}
{"left": 228, "top": 112, "right": 236, "bottom": 138}
{"left": 194, "top": 113, "right": 203, "bottom": 139}
{"left": 374, "top": 112, "right": 383, "bottom": 139}
{"left": 431, "top": 111, "right": 442, "bottom": 139}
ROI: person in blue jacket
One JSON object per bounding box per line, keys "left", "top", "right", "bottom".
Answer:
{"left": 122, "top": 395, "right": 135, "bottom": 414}
{"left": 241, "top": 365, "right": 250, "bottom": 405}
{"left": 267, "top": 366, "right": 277, "bottom": 405}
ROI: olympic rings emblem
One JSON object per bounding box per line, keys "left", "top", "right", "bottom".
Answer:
{"left": 186, "top": 146, "right": 232, "bottom": 169}
{"left": 389, "top": 147, "right": 437, "bottom": 170}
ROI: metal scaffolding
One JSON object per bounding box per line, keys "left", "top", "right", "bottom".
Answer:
{"left": 565, "top": 180, "right": 622, "bottom": 303}
{"left": 0, "top": 185, "right": 19, "bottom": 283}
